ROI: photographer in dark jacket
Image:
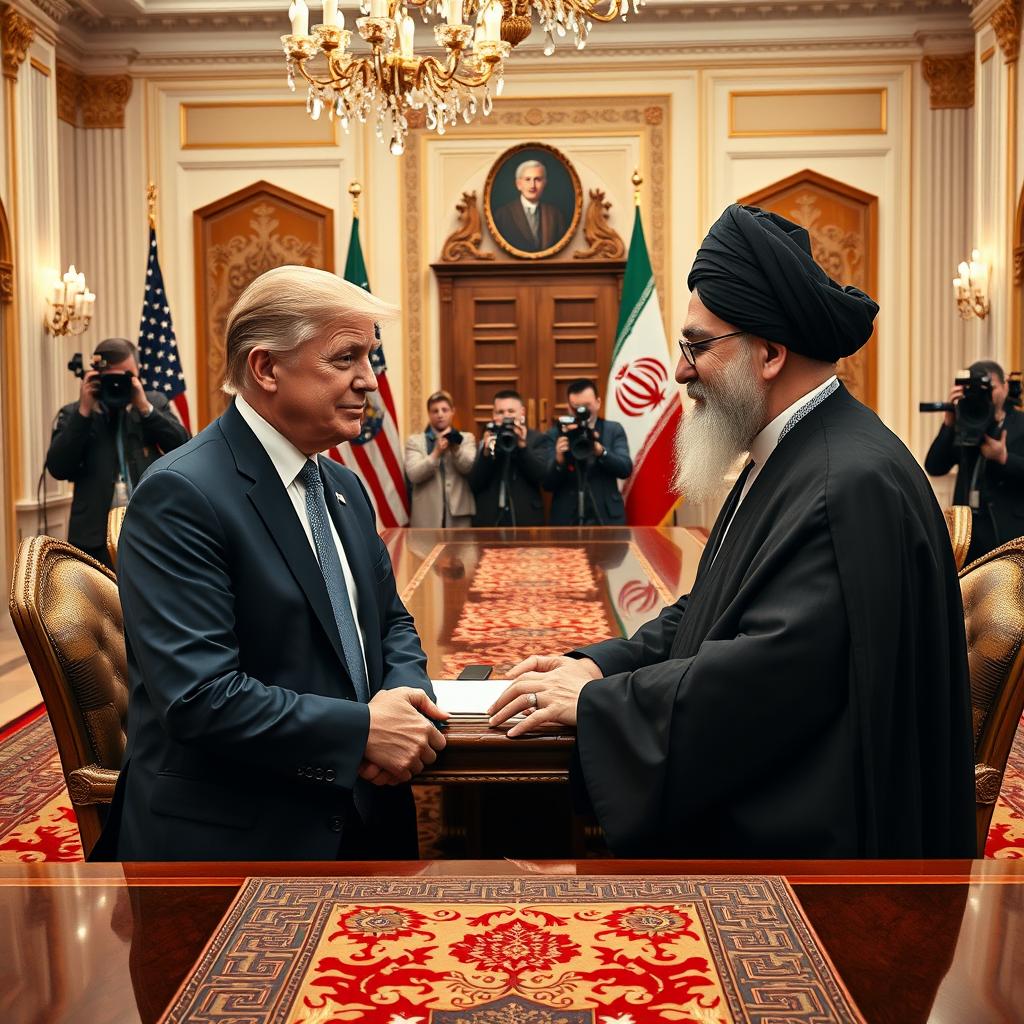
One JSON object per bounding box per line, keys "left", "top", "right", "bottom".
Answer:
{"left": 46, "top": 337, "right": 190, "bottom": 568}
{"left": 924, "top": 359, "right": 1024, "bottom": 563}
{"left": 468, "top": 389, "right": 552, "bottom": 526}
{"left": 544, "top": 378, "right": 633, "bottom": 526}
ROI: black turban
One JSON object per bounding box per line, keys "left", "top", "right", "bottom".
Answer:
{"left": 687, "top": 204, "right": 878, "bottom": 362}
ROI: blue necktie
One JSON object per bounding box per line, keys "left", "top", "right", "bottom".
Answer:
{"left": 298, "top": 459, "right": 370, "bottom": 703}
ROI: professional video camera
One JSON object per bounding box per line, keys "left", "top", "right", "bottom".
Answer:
{"left": 446, "top": 428, "right": 463, "bottom": 446}
{"left": 920, "top": 368, "right": 1023, "bottom": 447}
{"left": 67, "top": 352, "right": 134, "bottom": 410}
{"left": 558, "top": 405, "right": 596, "bottom": 461}
{"left": 485, "top": 416, "right": 518, "bottom": 455}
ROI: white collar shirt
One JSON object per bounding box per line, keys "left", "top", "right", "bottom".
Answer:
{"left": 234, "top": 395, "right": 368, "bottom": 672}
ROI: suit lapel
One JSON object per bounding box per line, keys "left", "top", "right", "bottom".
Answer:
{"left": 511, "top": 201, "right": 536, "bottom": 248}
{"left": 219, "top": 403, "right": 349, "bottom": 674}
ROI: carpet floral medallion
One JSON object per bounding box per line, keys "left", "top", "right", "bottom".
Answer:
{"left": 160, "top": 877, "right": 864, "bottom": 1024}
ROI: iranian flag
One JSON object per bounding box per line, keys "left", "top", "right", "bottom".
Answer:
{"left": 607, "top": 208, "right": 683, "bottom": 525}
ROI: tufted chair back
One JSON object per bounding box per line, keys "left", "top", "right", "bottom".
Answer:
{"left": 106, "top": 505, "right": 127, "bottom": 571}
{"left": 959, "top": 537, "right": 1024, "bottom": 854}
{"left": 9, "top": 536, "right": 128, "bottom": 857}
{"left": 943, "top": 505, "right": 973, "bottom": 572}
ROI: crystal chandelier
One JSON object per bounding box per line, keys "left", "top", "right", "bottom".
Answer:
{"left": 281, "top": 0, "right": 641, "bottom": 154}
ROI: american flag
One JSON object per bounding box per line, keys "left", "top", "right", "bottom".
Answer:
{"left": 326, "top": 215, "right": 409, "bottom": 528}
{"left": 138, "top": 225, "right": 191, "bottom": 431}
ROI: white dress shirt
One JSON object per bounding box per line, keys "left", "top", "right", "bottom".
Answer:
{"left": 235, "top": 395, "right": 368, "bottom": 673}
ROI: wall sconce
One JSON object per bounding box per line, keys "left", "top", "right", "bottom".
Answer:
{"left": 44, "top": 264, "right": 96, "bottom": 337}
{"left": 953, "top": 250, "right": 990, "bottom": 321}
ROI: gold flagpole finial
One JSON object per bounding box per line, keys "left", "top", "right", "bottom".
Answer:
{"left": 631, "top": 169, "right": 642, "bottom": 208}
{"left": 146, "top": 181, "right": 158, "bottom": 228}
{"left": 349, "top": 180, "right": 362, "bottom": 218}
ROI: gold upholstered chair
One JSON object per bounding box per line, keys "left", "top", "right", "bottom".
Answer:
{"left": 943, "top": 505, "right": 973, "bottom": 572}
{"left": 958, "top": 537, "right": 1024, "bottom": 854}
{"left": 9, "top": 536, "right": 127, "bottom": 858}
{"left": 106, "top": 505, "right": 127, "bottom": 571}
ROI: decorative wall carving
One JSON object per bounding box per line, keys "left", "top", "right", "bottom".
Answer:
{"left": 1, "top": 7, "right": 35, "bottom": 81}
{"left": 440, "top": 192, "right": 495, "bottom": 262}
{"left": 55, "top": 60, "right": 80, "bottom": 125}
{"left": 992, "top": 0, "right": 1022, "bottom": 62}
{"left": 0, "top": 261, "right": 12, "bottom": 302}
{"left": 193, "top": 181, "right": 334, "bottom": 426}
{"left": 921, "top": 53, "right": 975, "bottom": 108}
{"left": 574, "top": 189, "right": 626, "bottom": 260}
{"left": 740, "top": 170, "right": 879, "bottom": 410}
{"left": 80, "top": 74, "right": 132, "bottom": 128}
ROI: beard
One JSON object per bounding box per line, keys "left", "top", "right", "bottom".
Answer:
{"left": 673, "top": 345, "right": 768, "bottom": 504}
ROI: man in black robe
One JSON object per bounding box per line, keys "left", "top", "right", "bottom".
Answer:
{"left": 489, "top": 203, "right": 976, "bottom": 859}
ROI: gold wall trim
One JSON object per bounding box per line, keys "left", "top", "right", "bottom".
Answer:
{"left": 179, "top": 100, "right": 340, "bottom": 149}
{"left": 728, "top": 87, "right": 888, "bottom": 137}
{"left": 400, "top": 93, "right": 670, "bottom": 434}
{"left": 981, "top": 45, "right": 997, "bottom": 64}
{"left": 29, "top": 57, "right": 48, "bottom": 77}
{"left": 3, "top": 74, "right": 21, "bottom": 562}
{"left": 80, "top": 74, "right": 132, "bottom": 129}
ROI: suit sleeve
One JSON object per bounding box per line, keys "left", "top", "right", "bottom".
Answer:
{"left": 140, "top": 393, "right": 190, "bottom": 452}
{"left": 118, "top": 467, "right": 372, "bottom": 790}
{"left": 46, "top": 407, "right": 92, "bottom": 481}
{"left": 453, "top": 432, "right": 476, "bottom": 475}
{"left": 574, "top": 498, "right": 848, "bottom": 854}
{"left": 924, "top": 424, "right": 957, "bottom": 476}
{"left": 542, "top": 426, "right": 567, "bottom": 491}
{"left": 520, "top": 430, "right": 554, "bottom": 486}
{"left": 596, "top": 421, "right": 633, "bottom": 479}
{"left": 404, "top": 434, "right": 437, "bottom": 485}
{"left": 468, "top": 442, "right": 494, "bottom": 494}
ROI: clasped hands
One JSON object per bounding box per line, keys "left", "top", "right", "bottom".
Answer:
{"left": 360, "top": 687, "right": 449, "bottom": 786}
{"left": 486, "top": 654, "right": 603, "bottom": 737}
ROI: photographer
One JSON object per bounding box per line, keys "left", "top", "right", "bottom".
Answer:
{"left": 404, "top": 389, "right": 476, "bottom": 528}
{"left": 46, "top": 337, "right": 190, "bottom": 568}
{"left": 468, "top": 389, "right": 552, "bottom": 526}
{"left": 544, "top": 378, "right": 633, "bottom": 526}
{"left": 924, "top": 359, "right": 1024, "bottom": 563}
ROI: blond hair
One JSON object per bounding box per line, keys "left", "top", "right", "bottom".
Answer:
{"left": 427, "top": 389, "right": 454, "bottom": 409}
{"left": 222, "top": 264, "right": 400, "bottom": 395}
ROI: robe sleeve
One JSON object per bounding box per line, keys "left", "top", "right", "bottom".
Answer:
{"left": 574, "top": 499, "right": 849, "bottom": 854}
{"left": 570, "top": 595, "right": 688, "bottom": 676}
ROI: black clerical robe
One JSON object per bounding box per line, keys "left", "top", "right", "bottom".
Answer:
{"left": 572, "top": 385, "right": 976, "bottom": 858}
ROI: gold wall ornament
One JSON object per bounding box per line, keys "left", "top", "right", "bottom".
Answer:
{"left": 953, "top": 249, "right": 991, "bottom": 320}
{"left": 440, "top": 190, "right": 495, "bottom": 261}
{"left": 992, "top": 0, "right": 1022, "bottom": 63}
{"left": 80, "top": 75, "right": 132, "bottom": 129}
{"left": 1014, "top": 244, "right": 1024, "bottom": 285}
{"left": 1, "top": 6, "right": 34, "bottom": 82}
{"left": 921, "top": 53, "right": 974, "bottom": 109}
{"left": 43, "top": 265, "right": 96, "bottom": 337}
{"left": 574, "top": 188, "right": 625, "bottom": 260}
{"left": 55, "top": 61, "right": 80, "bottom": 125}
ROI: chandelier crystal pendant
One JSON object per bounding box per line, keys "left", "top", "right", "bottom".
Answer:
{"left": 281, "top": 0, "right": 641, "bottom": 153}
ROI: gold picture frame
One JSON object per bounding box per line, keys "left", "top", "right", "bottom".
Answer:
{"left": 483, "top": 142, "right": 582, "bottom": 260}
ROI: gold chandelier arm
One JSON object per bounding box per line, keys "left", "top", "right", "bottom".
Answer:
{"left": 580, "top": 0, "right": 623, "bottom": 23}
{"left": 420, "top": 51, "right": 495, "bottom": 91}
{"left": 293, "top": 53, "right": 361, "bottom": 92}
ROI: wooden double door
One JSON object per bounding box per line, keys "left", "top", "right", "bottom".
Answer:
{"left": 433, "top": 261, "right": 625, "bottom": 438}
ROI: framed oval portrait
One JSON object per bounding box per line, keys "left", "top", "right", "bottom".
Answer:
{"left": 484, "top": 142, "right": 582, "bottom": 259}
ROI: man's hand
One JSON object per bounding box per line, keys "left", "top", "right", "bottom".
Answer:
{"left": 129, "top": 374, "right": 153, "bottom": 416}
{"left": 78, "top": 370, "right": 100, "bottom": 416}
{"left": 431, "top": 433, "right": 450, "bottom": 459}
{"left": 362, "top": 686, "right": 449, "bottom": 783}
{"left": 482, "top": 431, "right": 496, "bottom": 458}
{"left": 554, "top": 434, "right": 569, "bottom": 465}
{"left": 487, "top": 654, "right": 603, "bottom": 737}
{"left": 593, "top": 430, "right": 605, "bottom": 458}
{"left": 944, "top": 384, "right": 964, "bottom": 429}
{"left": 514, "top": 417, "right": 528, "bottom": 448}
{"left": 981, "top": 428, "right": 1009, "bottom": 465}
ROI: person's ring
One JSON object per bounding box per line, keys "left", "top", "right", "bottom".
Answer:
{"left": 526, "top": 692, "right": 538, "bottom": 709}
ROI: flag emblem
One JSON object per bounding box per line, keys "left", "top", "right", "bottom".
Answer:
{"left": 614, "top": 357, "right": 668, "bottom": 416}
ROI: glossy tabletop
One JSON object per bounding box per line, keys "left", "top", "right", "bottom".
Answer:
{"left": 0, "top": 859, "right": 1020, "bottom": 1024}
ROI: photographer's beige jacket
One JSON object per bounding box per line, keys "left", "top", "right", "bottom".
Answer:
{"left": 404, "top": 431, "right": 477, "bottom": 528}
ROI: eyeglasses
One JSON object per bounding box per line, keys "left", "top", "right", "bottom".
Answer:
{"left": 677, "top": 329, "right": 746, "bottom": 369}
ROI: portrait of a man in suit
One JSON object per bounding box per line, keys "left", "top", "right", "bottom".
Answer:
{"left": 487, "top": 146, "right": 579, "bottom": 257}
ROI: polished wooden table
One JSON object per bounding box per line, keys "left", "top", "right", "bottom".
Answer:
{"left": 0, "top": 859, "right": 1020, "bottom": 1024}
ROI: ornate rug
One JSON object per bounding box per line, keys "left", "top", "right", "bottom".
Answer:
{"left": 159, "top": 876, "right": 864, "bottom": 1024}
{"left": 0, "top": 707, "right": 82, "bottom": 862}
{"left": 985, "top": 711, "right": 1024, "bottom": 858}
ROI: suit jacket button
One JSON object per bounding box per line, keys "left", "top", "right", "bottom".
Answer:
{"left": 325, "top": 769, "right": 336, "bottom": 782}
{"left": 315, "top": 768, "right": 324, "bottom": 780}
{"left": 329, "top": 816, "right": 344, "bottom": 833}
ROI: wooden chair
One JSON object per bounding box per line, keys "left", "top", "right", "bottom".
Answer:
{"left": 958, "top": 537, "right": 1024, "bottom": 854}
{"left": 943, "top": 505, "right": 973, "bottom": 571}
{"left": 8, "top": 536, "right": 127, "bottom": 858}
{"left": 106, "top": 505, "right": 127, "bottom": 571}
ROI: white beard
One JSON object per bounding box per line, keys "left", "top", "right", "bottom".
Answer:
{"left": 673, "top": 346, "right": 768, "bottom": 504}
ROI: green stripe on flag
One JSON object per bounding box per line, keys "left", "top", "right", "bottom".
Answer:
{"left": 612, "top": 210, "right": 655, "bottom": 359}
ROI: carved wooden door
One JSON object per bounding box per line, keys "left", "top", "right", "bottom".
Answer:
{"left": 739, "top": 170, "right": 878, "bottom": 409}
{"left": 193, "top": 180, "right": 334, "bottom": 426}
{"left": 434, "top": 262, "right": 624, "bottom": 439}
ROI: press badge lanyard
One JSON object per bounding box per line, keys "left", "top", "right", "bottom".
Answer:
{"left": 114, "top": 413, "right": 133, "bottom": 503}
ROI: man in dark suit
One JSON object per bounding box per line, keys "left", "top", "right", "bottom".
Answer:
{"left": 46, "top": 337, "right": 189, "bottom": 568}
{"left": 492, "top": 159, "right": 567, "bottom": 253}
{"left": 468, "top": 389, "right": 552, "bottom": 526}
{"left": 98, "top": 265, "right": 447, "bottom": 862}
{"left": 544, "top": 378, "right": 633, "bottom": 526}
{"left": 925, "top": 359, "right": 1024, "bottom": 562}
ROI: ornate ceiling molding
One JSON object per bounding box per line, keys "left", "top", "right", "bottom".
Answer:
{"left": 991, "top": 0, "right": 1022, "bottom": 62}
{"left": 921, "top": 52, "right": 974, "bottom": 108}
{"left": 2, "top": 6, "right": 35, "bottom": 81}
{"left": 30, "top": 0, "right": 71, "bottom": 24}
{"left": 79, "top": 72, "right": 132, "bottom": 127}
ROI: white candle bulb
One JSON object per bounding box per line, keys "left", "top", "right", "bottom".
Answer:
{"left": 51, "top": 282, "right": 63, "bottom": 305}
{"left": 958, "top": 261, "right": 969, "bottom": 279}
{"left": 399, "top": 12, "right": 415, "bottom": 56}
{"left": 63, "top": 265, "right": 77, "bottom": 284}
{"left": 483, "top": 0, "right": 502, "bottom": 42}
{"left": 289, "top": 0, "right": 310, "bottom": 35}
{"left": 370, "top": 0, "right": 388, "bottom": 17}
{"left": 447, "top": 0, "right": 463, "bottom": 24}
{"left": 323, "top": 0, "right": 339, "bottom": 25}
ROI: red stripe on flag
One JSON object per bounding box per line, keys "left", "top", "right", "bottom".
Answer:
{"left": 172, "top": 393, "right": 192, "bottom": 434}
{"left": 624, "top": 398, "right": 682, "bottom": 526}
{"left": 350, "top": 443, "right": 401, "bottom": 528}
{"left": 376, "top": 434, "right": 410, "bottom": 514}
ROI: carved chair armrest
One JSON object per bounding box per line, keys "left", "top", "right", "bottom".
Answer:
{"left": 66, "top": 765, "right": 119, "bottom": 806}
{"left": 975, "top": 763, "right": 1003, "bottom": 805}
